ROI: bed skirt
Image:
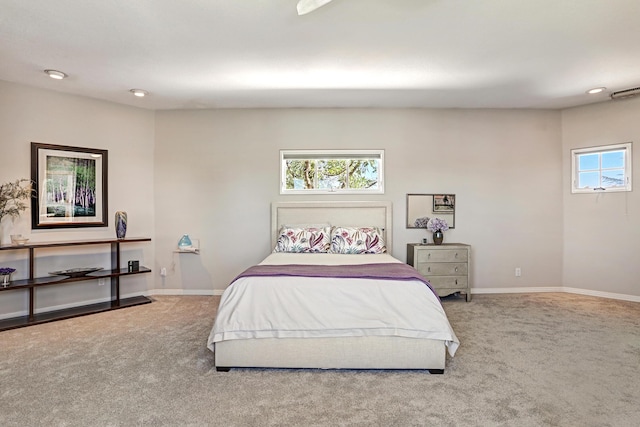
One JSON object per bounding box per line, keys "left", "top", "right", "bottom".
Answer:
{"left": 214, "top": 336, "right": 446, "bottom": 372}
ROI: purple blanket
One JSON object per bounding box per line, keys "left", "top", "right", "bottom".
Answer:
{"left": 233, "top": 263, "right": 438, "bottom": 297}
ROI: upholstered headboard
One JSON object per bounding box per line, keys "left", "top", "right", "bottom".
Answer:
{"left": 271, "top": 201, "right": 393, "bottom": 253}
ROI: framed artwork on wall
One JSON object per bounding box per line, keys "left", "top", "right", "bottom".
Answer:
{"left": 31, "top": 142, "right": 108, "bottom": 229}
{"left": 433, "top": 194, "right": 455, "bottom": 213}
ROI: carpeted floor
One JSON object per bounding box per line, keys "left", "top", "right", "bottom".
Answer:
{"left": 1, "top": 293, "right": 639, "bottom": 426}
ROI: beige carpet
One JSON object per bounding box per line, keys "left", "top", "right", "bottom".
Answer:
{"left": 1, "top": 293, "right": 639, "bottom": 426}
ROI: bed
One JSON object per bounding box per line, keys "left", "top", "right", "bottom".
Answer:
{"left": 208, "top": 201, "right": 459, "bottom": 373}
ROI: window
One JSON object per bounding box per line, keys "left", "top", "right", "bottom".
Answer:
{"left": 571, "top": 142, "right": 632, "bottom": 193}
{"left": 280, "top": 150, "right": 384, "bottom": 194}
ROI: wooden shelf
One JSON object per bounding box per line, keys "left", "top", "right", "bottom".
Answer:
{"left": 0, "top": 237, "right": 152, "bottom": 331}
{"left": 0, "top": 295, "right": 151, "bottom": 331}
{"left": 0, "top": 237, "right": 151, "bottom": 251}
{"left": 0, "top": 267, "right": 152, "bottom": 291}
{"left": 173, "top": 249, "right": 199, "bottom": 254}
{"left": 172, "top": 238, "right": 200, "bottom": 254}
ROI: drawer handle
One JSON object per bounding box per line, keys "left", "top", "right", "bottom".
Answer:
{"left": 428, "top": 253, "right": 431, "bottom": 259}
{"left": 455, "top": 279, "right": 458, "bottom": 285}
{"left": 455, "top": 252, "right": 458, "bottom": 258}
{"left": 455, "top": 267, "right": 458, "bottom": 273}
{"left": 427, "top": 267, "right": 431, "bottom": 273}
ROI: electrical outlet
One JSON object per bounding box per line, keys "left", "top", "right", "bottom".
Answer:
{"left": 515, "top": 267, "right": 522, "bottom": 277}
{"left": 98, "top": 278, "right": 106, "bottom": 286}
{"left": 160, "top": 267, "right": 167, "bottom": 277}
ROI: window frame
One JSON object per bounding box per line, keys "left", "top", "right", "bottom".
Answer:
{"left": 280, "top": 149, "right": 385, "bottom": 195}
{"left": 571, "top": 142, "right": 632, "bottom": 194}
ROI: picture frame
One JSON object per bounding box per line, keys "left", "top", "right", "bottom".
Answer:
{"left": 31, "top": 142, "right": 108, "bottom": 229}
{"left": 433, "top": 194, "right": 455, "bottom": 213}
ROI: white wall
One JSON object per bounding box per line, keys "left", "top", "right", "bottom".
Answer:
{"left": 561, "top": 96, "right": 640, "bottom": 297}
{"left": 0, "top": 81, "right": 155, "bottom": 317}
{"left": 4, "top": 77, "right": 636, "bottom": 320}
{"left": 154, "top": 108, "right": 564, "bottom": 294}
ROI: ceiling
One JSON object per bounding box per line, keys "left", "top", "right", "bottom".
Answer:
{"left": 1, "top": 0, "right": 639, "bottom": 110}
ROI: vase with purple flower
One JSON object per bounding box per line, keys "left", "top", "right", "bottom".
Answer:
{"left": 0, "top": 267, "right": 16, "bottom": 287}
{"left": 427, "top": 218, "right": 449, "bottom": 245}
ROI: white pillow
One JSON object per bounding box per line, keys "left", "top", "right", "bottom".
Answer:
{"left": 329, "top": 226, "right": 387, "bottom": 254}
{"left": 273, "top": 226, "right": 331, "bottom": 253}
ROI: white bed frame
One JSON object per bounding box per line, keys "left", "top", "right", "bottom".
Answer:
{"left": 215, "top": 201, "right": 446, "bottom": 373}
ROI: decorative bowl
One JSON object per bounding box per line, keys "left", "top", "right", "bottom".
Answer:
{"left": 49, "top": 267, "right": 104, "bottom": 277}
{"left": 11, "top": 237, "right": 29, "bottom": 245}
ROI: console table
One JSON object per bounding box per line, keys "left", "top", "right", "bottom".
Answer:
{"left": 0, "top": 237, "right": 152, "bottom": 331}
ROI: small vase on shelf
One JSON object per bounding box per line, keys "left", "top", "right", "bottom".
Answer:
{"left": 115, "top": 211, "right": 127, "bottom": 239}
{"left": 0, "top": 267, "right": 15, "bottom": 287}
{"left": 178, "top": 234, "right": 193, "bottom": 250}
{"left": 433, "top": 230, "right": 444, "bottom": 245}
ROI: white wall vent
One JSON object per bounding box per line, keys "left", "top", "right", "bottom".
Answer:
{"left": 610, "top": 87, "right": 640, "bottom": 100}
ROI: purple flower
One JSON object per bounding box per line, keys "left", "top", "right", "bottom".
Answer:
{"left": 427, "top": 218, "right": 449, "bottom": 233}
{"left": 0, "top": 267, "right": 16, "bottom": 275}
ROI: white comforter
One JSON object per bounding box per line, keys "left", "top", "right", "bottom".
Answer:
{"left": 207, "top": 253, "right": 459, "bottom": 356}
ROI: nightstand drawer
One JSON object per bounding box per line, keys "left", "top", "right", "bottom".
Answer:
{"left": 407, "top": 243, "right": 471, "bottom": 302}
{"left": 416, "top": 249, "right": 468, "bottom": 263}
{"left": 426, "top": 276, "right": 468, "bottom": 289}
{"left": 417, "top": 262, "right": 468, "bottom": 276}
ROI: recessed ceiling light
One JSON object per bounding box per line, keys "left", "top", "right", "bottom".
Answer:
{"left": 586, "top": 87, "right": 606, "bottom": 94}
{"left": 129, "top": 89, "right": 148, "bottom": 97}
{"left": 44, "top": 69, "right": 67, "bottom": 80}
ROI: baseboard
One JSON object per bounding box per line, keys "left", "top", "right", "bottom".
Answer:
{"left": 148, "top": 288, "right": 222, "bottom": 296}
{"left": 472, "top": 286, "right": 640, "bottom": 303}
{"left": 0, "top": 292, "right": 149, "bottom": 320}
{"left": 0, "top": 289, "right": 222, "bottom": 320}
{"left": 561, "top": 287, "right": 640, "bottom": 303}
{"left": 149, "top": 286, "right": 639, "bottom": 302}
{"left": 0, "top": 293, "right": 120, "bottom": 320}
{"left": 472, "top": 287, "right": 564, "bottom": 294}
{"left": 1, "top": 286, "right": 635, "bottom": 321}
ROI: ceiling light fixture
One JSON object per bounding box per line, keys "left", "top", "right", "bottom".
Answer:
{"left": 44, "top": 69, "right": 67, "bottom": 80}
{"left": 129, "top": 89, "right": 148, "bottom": 97}
{"left": 297, "top": 0, "right": 333, "bottom": 15}
{"left": 586, "top": 87, "right": 606, "bottom": 94}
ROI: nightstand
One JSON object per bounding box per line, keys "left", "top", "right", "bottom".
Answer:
{"left": 407, "top": 243, "right": 471, "bottom": 302}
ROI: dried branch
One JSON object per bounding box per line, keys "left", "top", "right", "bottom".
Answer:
{"left": 0, "top": 179, "right": 33, "bottom": 224}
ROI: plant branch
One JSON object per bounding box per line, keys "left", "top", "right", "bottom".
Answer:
{"left": 0, "top": 179, "right": 33, "bottom": 224}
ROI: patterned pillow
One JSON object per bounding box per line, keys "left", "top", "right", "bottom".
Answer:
{"left": 274, "top": 226, "right": 331, "bottom": 253}
{"left": 329, "top": 227, "right": 387, "bottom": 254}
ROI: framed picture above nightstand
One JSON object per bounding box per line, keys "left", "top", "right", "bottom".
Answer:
{"left": 407, "top": 243, "right": 471, "bottom": 302}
